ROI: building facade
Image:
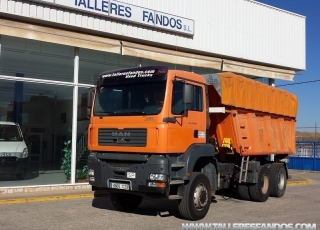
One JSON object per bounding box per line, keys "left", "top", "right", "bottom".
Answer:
{"left": 0, "top": 0, "right": 305, "bottom": 189}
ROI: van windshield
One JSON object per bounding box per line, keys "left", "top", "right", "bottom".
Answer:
{"left": 0, "top": 124, "right": 24, "bottom": 141}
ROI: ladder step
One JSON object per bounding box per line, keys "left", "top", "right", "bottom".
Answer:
{"left": 171, "top": 162, "right": 186, "bottom": 168}
{"left": 239, "top": 156, "right": 250, "bottom": 183}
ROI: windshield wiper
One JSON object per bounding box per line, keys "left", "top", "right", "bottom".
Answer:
{"left": 126, "top": 111, "right": 146, "bottom": 115}
{"left": 94, "top": 111, "right": 146, "bottom": 116}
{"left": 94, "top": 112, "right": 116, "bottom": 116}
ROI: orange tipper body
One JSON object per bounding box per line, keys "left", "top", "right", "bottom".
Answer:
{"left": 205, "top": 72, "right": 297, "bottom": 156}
{"left": 87, "top": 66, "right": 298, "bottom": 221}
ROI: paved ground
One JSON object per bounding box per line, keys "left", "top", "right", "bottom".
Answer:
{"left": 0, "top": 169, "right": 312, "bottom": 202}
{"left": 0, "top": 170, "right": 318, "bottom": 230}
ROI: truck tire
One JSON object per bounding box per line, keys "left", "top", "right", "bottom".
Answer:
{"left": 238, "top": 184, "right": 251, "bottom": 201}
{"left": 248, "top": 166, "right": 270, "bottom": 202}
{"left": 269, "top": 164, "right": 287, "bottom": 197}
{"left": 178, "top": 173, "right": 211, "bottom": 221}
{"left": 110, "top": 192, "right": 143, "bottom": 211}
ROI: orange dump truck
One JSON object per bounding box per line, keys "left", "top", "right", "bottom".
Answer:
{"left": 87, "top": 66, "right": 298, "bottom": 220}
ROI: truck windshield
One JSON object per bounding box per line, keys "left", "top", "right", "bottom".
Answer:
{"left": 94, "top": 81, "right": 166, "bottom": 116}
{"left": 0, "top": 124, "right": 23, "bottom": 141}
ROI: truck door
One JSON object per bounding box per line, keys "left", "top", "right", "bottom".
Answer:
{"left": 167, "top": 81, "right": 206, "bottom": 153}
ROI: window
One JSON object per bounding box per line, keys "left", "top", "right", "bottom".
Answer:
{"left": 171, "top": 81, "right": 203, "bottom": 115}
{"left": 0, "top": 123, "right": 23, "bottom": 141}
{"left": 0, "top": 79, "right": 73, "bottom": 185}
{"left": 0, "top": 36, "right": 74, "bottom": 82}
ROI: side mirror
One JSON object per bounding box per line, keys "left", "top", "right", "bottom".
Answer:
{"left": 87, "top": 88, "right": 94, "bottom": 108}
{"left": 182, "top": 84, "right": 193, "bottom": 117}
{"left": 183, "top": 84, "right": 193, "bottom": 104}
{"left": 87, "top": 88, "right": 94, "bottom": 119}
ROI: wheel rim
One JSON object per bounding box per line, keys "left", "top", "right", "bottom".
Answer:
{"left": 261, "top": 175, "right": 269, "bottom": 194}
{"left": 278, "top": 170, "right": 285, "bottom": 190}
{"left": 193, "top": 183, "right": 208, "bottom": 209}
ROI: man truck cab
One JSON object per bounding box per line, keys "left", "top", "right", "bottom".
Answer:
{"left": 0, "top": 121, "right": 28, "bottom": 180}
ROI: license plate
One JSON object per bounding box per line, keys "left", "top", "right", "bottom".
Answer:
{"left": 109, "top": 182, "right": 130, "bottom": 190}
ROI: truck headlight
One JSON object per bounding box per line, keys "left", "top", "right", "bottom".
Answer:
{"left": 88, "top": 152, "right": 97, "bottom": 161}
{"left": 148, "top": 182, "right": 166, "bottom": 188}
{"left": 149, "top": 174, "right": 167, "bottom": 181}
{"left": 88, "top": 169, "right": 95, "bottom": 182}
{"left": 22, "top": 148, "right": 28, "bottom": 158}
{"left": 88, "top": 169, "right": 94, "bottom": 176}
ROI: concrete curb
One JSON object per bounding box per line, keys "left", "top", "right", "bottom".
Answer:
{"left": 0, "top": 184, "right": 91, "bottom": 195}
{"left": 0, "top": 193, "right": 94, "bottom": 205}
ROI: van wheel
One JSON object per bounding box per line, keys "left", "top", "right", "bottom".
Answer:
{"left": 110, "top": 192, "right": 143, "bottom": 211}
{"left": 249, "top": 166, "right": 270, "bottom": 202}
{"left": 270, "top": 164, "right": 287, "bottom": 197}
{"left": 16, "top": 170, "right": 27, "bottom": 180}
{"left": 178, "top": 173, "right": 211, "bottom": 221}
{"left": 238, "top": 183, "right": 251, "bottom": 200}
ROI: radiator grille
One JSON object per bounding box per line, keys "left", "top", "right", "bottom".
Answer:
{"left": 98, "top": 128, "right": 147, "bottom": 147}
{"left": 0, "top": 157, "right": 17, "bottom": 163}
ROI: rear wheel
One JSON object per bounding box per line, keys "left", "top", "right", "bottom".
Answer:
{"left": 238, "top": 183, "right": 251, "bottom": 200}
{"left": 110, "top": 192, "right": 143, "bottom": 211}
{"left": 249, "top": 165, "right": 270, "bottom": 202}
{"left": 270, "top": 164, "right": 287, "bottom": 197}
{"left": 178, "top": 173, "right": 211, "bottom": 221}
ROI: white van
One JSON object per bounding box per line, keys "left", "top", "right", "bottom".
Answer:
{"left": 0, "top": 121, "right": 28, "bottom": 180}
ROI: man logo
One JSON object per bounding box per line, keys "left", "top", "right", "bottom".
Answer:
{"left": 117, "top": 138, "right": 126, "bottom": 143}
{"left": 112, "top": 132, "right": 130, "bottom": 137}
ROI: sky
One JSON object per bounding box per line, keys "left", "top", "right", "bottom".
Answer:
{"left": 257, "top": 0, "right": 320, "bottom": 132}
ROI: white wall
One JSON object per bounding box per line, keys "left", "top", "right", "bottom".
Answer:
{"left": 0, "top": 0, "right": 306, "bottom": 70}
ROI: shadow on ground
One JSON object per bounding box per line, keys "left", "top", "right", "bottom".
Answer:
{"left": 91, "top": 190, "right": 222, "bottom": 219}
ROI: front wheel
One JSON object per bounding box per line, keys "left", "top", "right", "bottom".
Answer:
{"left": 16, "top": 170, "right": 27, "bottom": 180}
{"left": 110, "top": 192, "right": 143, "bottom": 211}
{"left": 178, "top": 173, "right": 211, "bottom": 221}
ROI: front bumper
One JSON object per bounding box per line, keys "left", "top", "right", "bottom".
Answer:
{"left": 88, "top": 153, "right": 170, "bottom": 195}
{"left": 0, "top": 157, "right": 28, "bottom": 174}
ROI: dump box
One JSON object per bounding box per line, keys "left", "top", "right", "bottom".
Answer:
{"left": 205, "top": 72, "right": 298, "bottom": 156}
